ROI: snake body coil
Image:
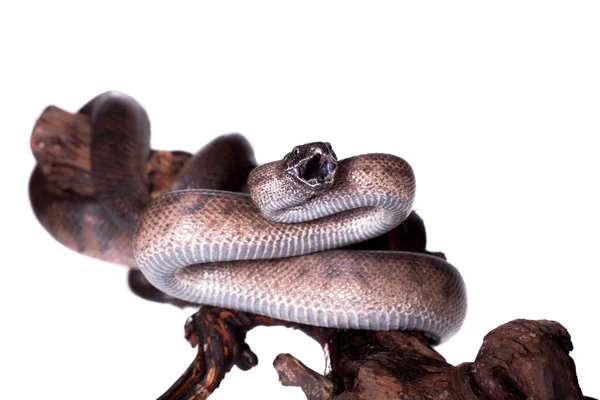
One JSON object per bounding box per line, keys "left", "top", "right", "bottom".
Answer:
{"left": 134, "top": 143, "right": 467, "bottom": 343}
{"left": 30, "top": 92, "right": 467, "bottom": 344}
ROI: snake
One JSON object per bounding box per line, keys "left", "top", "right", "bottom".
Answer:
{"left": 30, "top": 91, "right": 467, "bottom": 344}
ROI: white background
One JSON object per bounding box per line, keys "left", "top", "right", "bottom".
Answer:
{"left": 1, "top": 2, "right": 599, "bottom": 399}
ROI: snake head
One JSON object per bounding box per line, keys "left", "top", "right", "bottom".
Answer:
{"left": 283, "top": 142, "right": 338, "bottom": 192}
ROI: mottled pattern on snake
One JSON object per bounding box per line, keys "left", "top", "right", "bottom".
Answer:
{"left": 134, "top": 142, "right": 467, "bottom": 343}
{"left": 28, "top": 92, "right": 467, "bottom": 343}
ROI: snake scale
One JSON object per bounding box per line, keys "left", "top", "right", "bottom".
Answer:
{"left": 31, "top": 91, "right": 467, "bottom": 344}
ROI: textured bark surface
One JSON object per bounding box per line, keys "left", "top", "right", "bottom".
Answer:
{"left": 163, "top": 308, "right": 594, "bottom": 400}
{"left": 29, "top": 101, "right": 595, "bottom": 400}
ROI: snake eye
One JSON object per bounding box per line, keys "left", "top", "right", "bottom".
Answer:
{"left": 293, "top": 147, "right": 300, "bottom": 156}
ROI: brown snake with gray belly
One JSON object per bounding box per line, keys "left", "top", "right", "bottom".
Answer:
{"left": 31, "top": 92, "right": 467, "bottom": 344}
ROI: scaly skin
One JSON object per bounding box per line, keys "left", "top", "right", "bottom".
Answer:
{"left": 134, "top": 144, "right": 467, "bottom": 343}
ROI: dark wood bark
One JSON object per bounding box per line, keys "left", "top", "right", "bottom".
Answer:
{"left": 161, "top": 308, "right": 594, "bottom": 400}
{"left": 29, "top": 99, "right": 595, "bottom": 400}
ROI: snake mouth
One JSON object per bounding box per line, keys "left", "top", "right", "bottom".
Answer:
{"left": 285, "top": 143, "right": 338, "bottom": 189}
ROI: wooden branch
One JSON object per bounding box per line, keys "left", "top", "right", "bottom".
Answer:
{"left": 30, "top": 106, "right": 95, "bottom": 197}
{"left": 274, "top": 354, "right": 335, "bottom": 399}
{"left": 28, "top": 95, "right": 595, "bottom": 400}
{"left": 165, "top": 308, "right": 594, "bottom": 400}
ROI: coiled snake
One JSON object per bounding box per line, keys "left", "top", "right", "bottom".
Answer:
{"left": 31, "top": 92, "right": 467, "bottom": 344}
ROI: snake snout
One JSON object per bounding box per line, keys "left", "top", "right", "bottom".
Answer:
{"left": 291, "top": 153, "right": 337, "bottom": 189}
{"left": 284, "top": 142, "right": 338, "bottom": 191}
